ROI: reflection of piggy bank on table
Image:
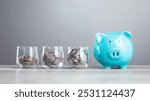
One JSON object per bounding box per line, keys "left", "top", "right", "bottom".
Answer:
{"left": 94, "top": 31, "right": 134, "bottom": 69}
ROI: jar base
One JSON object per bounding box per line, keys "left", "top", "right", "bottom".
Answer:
{"left": 42, "top": 63, "right": 63, "bottom": 69}
{"left": 68, "top": 64, "right": 88, "bottom": 69}
{"left": 18, "top": 64, "right": 37, "bottom": 69}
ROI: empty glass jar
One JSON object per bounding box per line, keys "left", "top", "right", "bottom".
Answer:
{"left": 16, "top": 46, "right": 39, "bottom": 68}
{"left": 41, "top": 46, "right": 64, "bottom": 68}
{"left": 67, "top": 46, "right": 89, "bottom": 68}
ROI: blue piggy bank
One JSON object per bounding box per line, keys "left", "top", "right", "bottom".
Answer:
{"left": 94, "top": 31, "right": 134, "bottom": 69}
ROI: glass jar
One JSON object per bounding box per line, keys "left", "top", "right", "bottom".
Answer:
{"left": 16, "top": 46, "right": 39, "bottom": 68}
{"left": 67, "top": 46, "right": 89, "bottom": 68}
{"left": 41, "top": 46, "right": 64, "bottom": 68}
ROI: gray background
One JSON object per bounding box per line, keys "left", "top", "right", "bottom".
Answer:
{"left": 0, "top": 0, "right": 150, "bottom": 66}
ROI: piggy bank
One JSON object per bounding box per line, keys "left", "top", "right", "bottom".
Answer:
{"left": 94, "top": 31, "right": 134, "bottom": 69}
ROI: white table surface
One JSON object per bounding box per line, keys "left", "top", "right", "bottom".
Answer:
{"left": 0, "top": 65, "right": 150, "bottom": 84}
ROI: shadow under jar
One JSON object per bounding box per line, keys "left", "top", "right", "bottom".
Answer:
{"left": 41, "top": 46, "right": 64, "bottom": 68}
{"left": 16, "top": 46, "right": 39, "bottom": 68}
{"left": 67, "top": 47, "right": 89, "bottom": 68}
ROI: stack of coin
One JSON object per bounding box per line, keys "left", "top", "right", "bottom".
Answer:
{"left": 67, "top": 48, "right": 88, "bottom": 68}
{"left": 18, "top": 55, "right": 38, "bottom": 66}
{"left": 42, "top": 51, "right": 63, "bottom": 67}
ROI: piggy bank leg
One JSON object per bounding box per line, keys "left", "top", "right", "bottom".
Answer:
{"left": 102, "top": 65, "right": 111, "bottom": 69}
{"left": 120, "top": 65, "right": 128, "bottom": 69}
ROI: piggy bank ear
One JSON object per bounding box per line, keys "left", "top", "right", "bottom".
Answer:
{"left": 122, "top": 31, "right": 132, "bottom": 39}
{"left": 96, "top": 32, "right": 107, "bottom": 44}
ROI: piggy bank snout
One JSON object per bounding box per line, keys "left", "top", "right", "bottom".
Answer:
{"left": 108, "top": 48, "right": 122, "bottom": 59}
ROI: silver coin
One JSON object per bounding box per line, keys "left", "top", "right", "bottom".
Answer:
{"left": 42, "top": 51, "right": 63, "bottom": 66}
{"left": 68, "top": 48, "right": 88, "bottom": 67}
{"left": 18, "top": 55, "right": 37, "bottom": 66}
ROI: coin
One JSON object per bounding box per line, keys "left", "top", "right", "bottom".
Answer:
{"left": 68, "top": 48, "right": 88, "bottom": 67}
{"left": 18, "top": 55, "right": 38, "bottom": 66}
{"left": 42, "top": 51, "right": 63, "bottom": 67}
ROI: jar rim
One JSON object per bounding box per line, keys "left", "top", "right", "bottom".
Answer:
{"left": 42, "top": 46, "right": 63, "bottom": 48}
{"left": 17, "top": 46, "right": 38, "bottom": 48}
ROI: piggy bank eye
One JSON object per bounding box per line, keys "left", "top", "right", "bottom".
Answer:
{"left": 109, "top": 40, "right": 111, "bottom": 43}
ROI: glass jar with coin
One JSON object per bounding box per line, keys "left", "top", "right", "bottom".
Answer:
{"left": 16, "top": 46, "right": 39, "bottom": 68}
{"left": 67, "top": 46, "right": 89, "bottom": 68}
{"left": 41, "top": 46, "right": 64, "bottom": 68}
